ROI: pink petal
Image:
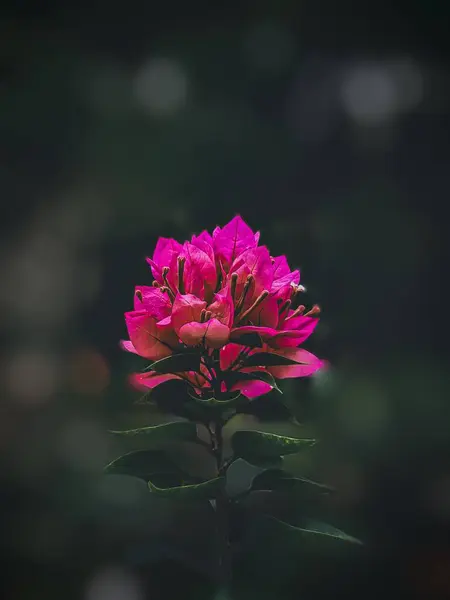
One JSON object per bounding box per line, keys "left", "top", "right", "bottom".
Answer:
{"left": 268, "top": 348, "right": 324, "bottom": 379}
{"left": 191, "top": 232, "right": 215, "bottom": 263}
{"left": 145, "top": 258, "right": 162, "bottom": 284}
{"left": 270, "top": 316, "right": 319, "bottom": 348}
{"left": 120, "top": 340, "right": 138, "bottom": 354}
{"left": 220, "top": 343, "right": 247, "bottom": 370}
{"left": 178, "top": 321, "right": 210, "bottom": 346}
{"left": 283, "top": 314, "right": 318, "bottom": 331}
{"left": 134, "top": 285, "right": 171, "bottom": 319}
{"left": 204, "top": 319, "right": 230, "bottom": 349}
{"left": 181, "top": 242, "right": 217, "bottom": 299}
{"left": 130, "top": 372, "right": 181, "bottom": 392}
{"left": 231, "top": 379, "right": 273, "bottom": 399}
{"left": 270, "top": 256, "right": 300, "bottom": 301}
{"left": 272, "top": 255, "right": 291, "bottom": 280}
{"left": 196, "top": 230, "right": 213, "bottom": 245}
{"left": 271, "top": 269, "right": 300, "bottom": 295}
{"left": 227, "top": 260, "right": 256, "bottom": 308}
{"left": 157, "top": 315, "right": 172, "bottom": 327}
{"left": 217, "top": 259, "right": 227, "bottom": 284}
{"left": 230, "top": 325, "right": 278, "bottom": 343}
{"left": 125, "top": 310, "right": 177, "bottom": 360}
{"left": 269, "top": 333, "right": 313, "bottom": 348}
{"left": 208, "top": 286, "right": 234, "bottom": 327}
{"left": 245, "top": 294, "right": 279, "bottom": 328}
{"left": 152, "top": 237, "right": 182, "bottom": 267}
{"left": 147, "top": 237, "right": 182, "bottom": 286}
{"left": 213, "top": 215, "right": 258, "bottom": 266}
{"left": 172, "top": 293, "right": 207, "bottom": 335}
{"left": 185, "top": 369, "right": 210, "bottom": 390}
{"left": 156, "top": 316, "right": 178, "bottom": 347}
{"left": 248, "top": 246, "right": 274, "bottom": 295}
{"left": 179, "top": 319, "right": 230, "bottom": 349}
{"left": 230, "top": 246, "right": 273, "bottom": 306}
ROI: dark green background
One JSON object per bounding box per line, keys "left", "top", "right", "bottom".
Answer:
{"left": 1, "top": 1, "right": 450, "bottom": 598}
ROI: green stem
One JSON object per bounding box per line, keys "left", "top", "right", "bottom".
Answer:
{"left": 203, "top": 351, "right": 232, "bottom": 585}
{"left": 214, "top": 420, "right": 232, "bottom": 586}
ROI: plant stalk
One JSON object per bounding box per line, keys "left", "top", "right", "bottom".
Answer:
{"left": 205, "top": 350, "right": 232, "bottom": 586}
{"left": 214, "top": 420, "right": 232, "bottom": 586}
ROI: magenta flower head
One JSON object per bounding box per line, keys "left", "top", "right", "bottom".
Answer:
{"left": 121, "top": 216, "right": 324, "bottom": 400}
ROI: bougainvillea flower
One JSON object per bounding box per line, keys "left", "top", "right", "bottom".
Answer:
{"left": 122, "top": 215, "right": 324, "bottom": 400}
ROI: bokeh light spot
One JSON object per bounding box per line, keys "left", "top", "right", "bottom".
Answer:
{"left": 7, "top": 351, "right": 59, "bottom": 405}
{"left": 85, "top": 566, "right": 144, "bottom": 600}
{"left": 133, "top": 57, "right": 188, "bottom": 116}
{"left": 69, "top": 347, "right": 110, "bottom": 396}
{"left": 340, "top": 58, "right": 423, "bottom": 125}
{"left": 341, "top": 64, "right": 398, "bottom": 125}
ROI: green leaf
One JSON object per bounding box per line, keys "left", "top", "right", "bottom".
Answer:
{"left": 184, "top": 390, "right": 243, "bottom": 422}
{"left": 226, "top": 371, "right": 282, "bottom": 393}
{"left": 238, "top": 455, "right": 284, "bottom": 469}
{"left": 109, "top": 420, "right": 198, "bottom": 443}
{"left": 250, "top": 469, "right": 334, "bottom": 494}
{"left": 193, "top": 391, "right": 244, "bottom": 409}
{"left": 104, "top": 449, "right": 181, "bottom": 481}
{"left": 145, "top": 352, "right": 201, "bottom": 374}
{"left": 148, "top": 476, "right": 225, "bottom": 499}
{"left": 264, "top": 516, "right": 362, "bottom": 546}
{"left": 231, "top": 430, "right": 316, "bottom": 461}
{"left": 147, "top": 379, "right": 202, "bottom": 420}
{"left": 242, "top": 352, "right": 305, "bottom": 368}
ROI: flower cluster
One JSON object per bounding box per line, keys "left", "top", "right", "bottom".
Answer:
{"left": 121, "top": 216, "right": 323, "bottom": 399}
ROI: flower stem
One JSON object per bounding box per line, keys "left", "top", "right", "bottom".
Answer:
{"left": 204, "top": 352, "right": 232, "bottom": 585}
{"left": 214, "top": 420, "right": 232, "bottom": 586}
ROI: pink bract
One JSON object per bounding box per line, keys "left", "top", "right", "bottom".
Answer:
{"left": 121, "top": 215, "right": 324, "bottom": 399}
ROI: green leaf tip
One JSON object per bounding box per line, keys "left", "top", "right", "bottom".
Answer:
{"left": 266, "top": 516, "right": 363, "bottom": 546}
